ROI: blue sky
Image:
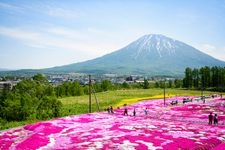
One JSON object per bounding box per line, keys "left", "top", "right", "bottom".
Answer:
{"left": 0, "top": 0, "right": 225, "bottom": 69}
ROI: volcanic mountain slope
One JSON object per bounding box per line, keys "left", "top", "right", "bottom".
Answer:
{"left": 45, "top": 34, "right": 225, "bottom": 76}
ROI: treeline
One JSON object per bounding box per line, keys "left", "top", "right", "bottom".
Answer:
{"left": 183, "top": 66, "right": 225, "bottom": 91}
{"left": 54, "top": 79, "right": 161, "bottom": 98}
{"left": 0, "top": 74, "right": 62, "bottom": 122}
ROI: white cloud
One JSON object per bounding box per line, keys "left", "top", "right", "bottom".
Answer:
{"left": 0, "top": 2, "right": 21, "bottom": 10}
{"left": 0, "top": 25, "right": 153, "bottom": 66}
{"left": 47, "top": 27, "right": 87, "bottom": 40}
{"left": 0, "top": 26, "right": 118, "bottom": 61}
{"left": 0, "top": 27, "right": 40, "bottom": 40}
{"left": 46, "top": 6, "right": 83, "bottom": 19}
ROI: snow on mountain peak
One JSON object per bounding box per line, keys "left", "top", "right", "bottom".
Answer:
{"left": 131, "top": 34, "right": 179, "bottom": 59}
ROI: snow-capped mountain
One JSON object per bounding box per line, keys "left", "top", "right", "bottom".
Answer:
{"left": 45, "top": 34, "right": 225, "bottom": 76}
{"left": 131, "top": 34, "right": 178, "bottom": 59}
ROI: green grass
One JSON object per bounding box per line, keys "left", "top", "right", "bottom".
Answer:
{"left": 1, "top": 88, "right": 223, "bottom": 130}
{"left": 0, "top": 119, "right": 40, "bottom": 131}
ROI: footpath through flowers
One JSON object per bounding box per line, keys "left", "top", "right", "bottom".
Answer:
{"left": 1, "top": 96, "right": 225, "bottom": 149}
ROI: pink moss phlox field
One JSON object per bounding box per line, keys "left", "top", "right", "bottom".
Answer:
{"left": 1, "top": 96, "right": 225, "bottom": 149}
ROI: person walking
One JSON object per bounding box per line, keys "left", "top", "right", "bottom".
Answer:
{"left": 133, "top": 108, "right": 136, "bottom": 116}
{"left": 144, "top": 107, "right": 148, "bottom": 115}
{"left": 214, "top": 114, "right": 218, "bottom": 125}
{"left": 110, "top": 106, "right": 114, "bottom": 114}
{"left": 208, "top": 112, "right": 213, "bottom": 125}
{"left": 124, "top": 108, "right": 128, "bottom": 116}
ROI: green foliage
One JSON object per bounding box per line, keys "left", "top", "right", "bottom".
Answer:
{"left": 183, "top": 67, "right": 193, "bottom": 89}
{"left": 183, "top": 66, "right": 225, "bottom": 91}
{"left": 101, "top": 80, "right": 112, "bottom": 91}
{"left": 168, "top": 80, "right": 173, "bottom": 88}
{"left": 143, "top": 79, "right": 150, "bottom": 89}
{"left": 37, "top": 96, "right": 62, "bottom": 119}
{"left": 33, "top": 73, "right": 48, "bottom": 84}
{"left": 56, "top": 81, "right": 84, "bottom": 97}
{"left": 174, "top": 79, "right": 182, "bottom": 88}
{"left": 0, "top": 74, "right": 62, "bottom": 122}
{"left": 121, "top": 82, "right": 130, "bottom": 89}
{"left": 154, "top": 82, "right": 159, "bottom": 88}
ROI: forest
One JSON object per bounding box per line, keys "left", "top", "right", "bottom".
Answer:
{"left": 183, "top": 66, "right": 225, "bottom": 91}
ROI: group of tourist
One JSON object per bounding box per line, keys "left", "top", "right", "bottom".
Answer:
{"left": 106, "top": 106, "right": 114, "bottom": 114}
{"left": 107, "top": 106, "right": 149, "bottom": 117}
{"left": 107, "top": 106, "right": 220, "bottom": 126}
{"left": 124, "top": 107, "right": 149, "bottom": 116}
{"left": 208, "top": 112, "right": 218, "bottom": 125}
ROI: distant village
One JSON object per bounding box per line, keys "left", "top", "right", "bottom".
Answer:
{"left": 0, "top": 73, "right": 176, "bottom": 91}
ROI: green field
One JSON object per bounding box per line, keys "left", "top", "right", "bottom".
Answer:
{"left": 59, "top": 88, "right": 221, "bottom": 116}
{"left": 0, "top": 88, "right": 222, "bottom": 130}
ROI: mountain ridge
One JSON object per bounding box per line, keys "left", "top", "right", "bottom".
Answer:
{"left": 1, "top": 34, "right": 225, "bottom": 76}
{"left": 43, "top": 34, "right": 225, "bottom": 76}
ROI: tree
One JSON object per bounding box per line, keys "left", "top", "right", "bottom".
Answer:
{"left": 101, "top": 80, "right": 112, "bottom": 91}
{"left": 0, "top": 75, "right": 62, "bottom": 121}
{"left": 154, "top": 82, "right": 159, "bottom": 88}
{"left": 143, "top": 79, "right": 149, "bottom": 89}
{"left": 192, "top": 68, "right": 199, "bottom": 89}
{"left": 174, "top": 79, "right": 182, "bottom": 88}
{"left": 33, "top": 73, "right": 48, "bottom": 84}
{"left": 37, "top": 96, "right": 62, "bottom": 119}
{"left": 122, "top": 82, "right": 130, "bottom": 89}
{"left": 69, "top": 81, "right": 84, "bottom": 96}
{"left": 199, "top": 66, "right": 211, "bottom": 89}
{"left": 167, "top": 80, "right": 173, "bottom": 88}
{"left": 183, "top": 67, "right": 193, "bottom": 89}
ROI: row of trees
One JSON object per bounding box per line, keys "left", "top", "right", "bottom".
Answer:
{"left": 183, "top": 66, "right": 225, "bottom": 91}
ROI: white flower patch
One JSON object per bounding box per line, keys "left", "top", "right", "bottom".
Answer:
{"left": 53, "top": 136, "right": 72, "bottom": 148}
{"left": 119, "top": 140, "right": 138, "bottom": 150}
{"left": 194, "top": 133, "right": 205, "bottom": 137}
{"left": 136, "top": 140, "right": 162, "bottom": 150}
{"left": 94, "top": 141, "right": 103, "bottom": 149}
{"left": 119, "top": 125, "right": 135, "bottom": 130}
{"left": 220, "top": 129, "right": 225, "bottom": 133}
{"left": 37, "top": 134, "right": 55, "bottom": 150}
{"left": 166, "top": 131, "right": 195, "bottom": 138}
{"left": 146, "top": 125, "right": 157, "bottom": 129}
{"left": 12, "top": 131, "right": 20, "bottom": 136}
{"left": 77, "top": 141, "right": 92, "bottom": 146}
{"left": 217, "top": 137, "right": 225, "bottom": 141}
{"left": 155, "top": 136, "right": 165, "bottom": 141}
{"left": 199, "top": 131, "right": 206, "bottom": 135}
{"left": 157, "top": 130, "right": 163, "bottom": 132}
{"left": 189, "top": 137, "right": 198, "bottom": 141}
{"left": 195, "top": 141, "right": 203, "bottom": 145}
{"left": 80, "top": 132, "right": 92, "bottom": 137}
{"left": 160, "top": 139, "right": 173, "bottom": 146}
